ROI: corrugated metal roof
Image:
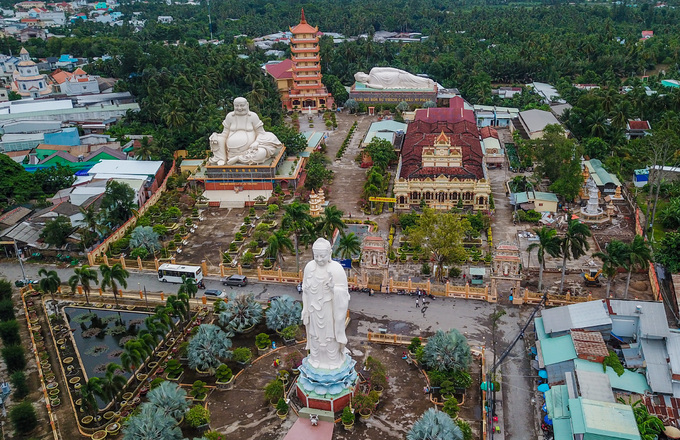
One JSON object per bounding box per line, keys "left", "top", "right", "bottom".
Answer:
{"left": 539, "top": 335, "right": 577, "bottom": 366}
{"left": 552, "top": 418, "right": 574, "bottom": 440}
{"left": 535, "top": 317, "right": 548, "bottom": 341}
{"left": 609, "top": 300, "right": 669, "bottom": 339}
{"left": 668, "top": 332, "right": 680, "bottom": 375}
{"left": 542, "top": 300, "right": 610, "bottom": 335}
{"left": 575, "top": 369, "right": 614, "bottom": 402}
{"left": 573, "top": 359, "right": 650, "bottom": 394}
{"left": 642, "top": 338, "right": 673, "bottom": 394}
{"left": 569, "top": 398, "right": 641, "bottom": 439}
{"left": 546, "top": 385, "right": 571, "bottom": 420}
{"left": 519, "top": 109, "right": 561, "bottom": 133}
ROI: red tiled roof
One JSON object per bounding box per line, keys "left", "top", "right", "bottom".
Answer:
{"left": 265, "top": 59, "right": 293, "bottom": 80}
{"left": 479, "top": 126, "right": 499, "bottom": 139}
{"left": 628, "top": 120, "right": 651, "bottom": 130}
{"left": 399, "top": 119, "right": 485, "bottom": 180}
{"left": 73, "top": 67, "right": 86, "bottom": 75}
{"left": 50, "top": 69, "right": 73, "bottom": 84}
{"left": 414, "top": 96, "right": 475, "bottom": 124}
{"left": 290, "top": 8, "right": 318, "bottom": 34}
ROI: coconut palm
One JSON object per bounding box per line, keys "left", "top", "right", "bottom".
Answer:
{"left": 316, "top": 205, "right": 345, "bottom": 241}
{"left": 178, "top": 275, "right": 198, "bottom": 299}
{"left": 282, "top": 201, "right": 314, "bottom": 271}
{"left": 334, "top": 232, "right": 361, "bottom": 260}
{"left": 265, "top": 295, "right": 302, "bottom": 331}
{"left": 79, "top": 378, "right": 102, "bottom": 415}
{"left": 187, "top": 324, "right": 233, "bottom": 374}
{"left": 121, "top": 339, "right": 150, "bottom": 374}
{"left": 526, "top": 227, "right": 561, "bottom": 292}
{"left": 68, "top": 265, "right": 99, "bottom": 305}
{"left": 594, "top": 240, "right": 628, "bottom": 298}
{"left": 266, "top": 229, "right": 294, "bottom": 267}
{"left": 558, "top": 220, "right": 592, "bottom": 293}
{"left": 146, "top": 381, "right": 189, "bottom": 422}
{"left": 38, "top": 268, "right": 61, "bottom": 302}
{"left": 623, "top": 235, "right": 652, "bottom": 299}
{"left": 407, "top": 408, "right": 463, "bottom": 440}
{"left": 99, "top": 263, "right": 129, "bottom": 308}
{"left": 98, "top": 363, "right": 126, "bottom": 409}
{"left": 166, "top": 294, "right": 190, "bottom": 322}
{"left": 153, "top": 305, "right": 177, "bottom": 337}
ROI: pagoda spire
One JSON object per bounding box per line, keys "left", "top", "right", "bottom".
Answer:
{"left": 300, "top": 8, "right": 307, "bottom": 24}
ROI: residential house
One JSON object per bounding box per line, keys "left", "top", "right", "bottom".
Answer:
{"left": 491, "top": 86, "right": 522, "bottom": 99}
{"left": 12, "top": 47, "right": 51, "bottom": 97}
{"left": 59, "top": 67, "right": 99, "bottom": 95}
{"left": 474, "top": 105, "right": 519, "bottom": 128}
{"left": 641, "top": 30, "right": 654, "bottom": 40}
{"left": 511, "top": 109, "right": 564, "bottom": 140}
{"left": 511, "top": 190, "right": 558, "bottom": 213}
{"left": 626, "top": 119, "right": 651, "bottom": 140}
{"left": 479, "top": 126, "right": 504, "bottom": 167}
{"left": 157, "top": 15, "right": 172, "bottom": 23}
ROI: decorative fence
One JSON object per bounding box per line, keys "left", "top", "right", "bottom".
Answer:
{"left": 87, "top": 161, "right": 176, "bottom": 266}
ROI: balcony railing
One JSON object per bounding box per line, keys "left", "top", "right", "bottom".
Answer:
{"left": 291, "top": 45, "right": 320, "bottom": 54}
{"left": 292, "top": 55, "right": 320, "bottom": 62}
{"left": 290, "top": 36, "right": 319, "bottom": 44}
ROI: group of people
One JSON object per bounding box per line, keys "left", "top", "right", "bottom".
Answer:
{"left": 414, "top": 289, "right": 429, "bottom": 312}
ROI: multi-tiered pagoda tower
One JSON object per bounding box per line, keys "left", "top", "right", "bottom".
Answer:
{"left": 288, "top": 9, "right": 333, "bottom": 112}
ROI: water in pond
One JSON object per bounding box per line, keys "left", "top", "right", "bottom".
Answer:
{"left": 64, "top": 307, "right": 155, "bottom": 408}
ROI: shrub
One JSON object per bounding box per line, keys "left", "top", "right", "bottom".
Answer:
{"left": 10, "top": 401, "right": 37, "bottom": 434}
{"left": 232, "top": 347, "right": 252, "bottom": 364}
{"left": 190, "top": 380, "right": 208, "bottom": 399}
{"left": 341, "top": 405, "right": 355, "bottom": 425}
{"left": 265, "top": 295, "right": 303, "bottom": 332}
{"left": 263, "top": 378, "right": 284, "bottom": 403}
{"left": 255, "top": 333, "right": 271, "bottom": 349}
{"left": 185, "top": 405, "right": 210, "bottom": 428}
{"left": 165, "top": 359, "right": 183, "bottom": 379}
{"left": 241, "top": 251, "right": 255, "bottom": 265}
{"left": 234, "top": 232, "right": 244, "bottom": 241}
{"left": 455, "top": 419, "right": 473, "bottom": 440}
{"left": 276, "top": 397, "right": 288, "bottom": 414}
{"left": 448, "top": 266, "right": 462, "bottom": 278}
{"left": 421, "top": 262, "right": 431, "bottom": 276}
{"left": 408, "top": 337, "right": 421, "bottom": 353}
{"left": 10, "top": 371, "right": 28, "bottom": 399}
{"left": 0, "top": 299, "right": 15, "bottom": 321}
{"left": 450, "top": 369, "right": 473, "bottom": 390}
{"left": 150, "top": 377, "right": 165, "bottom": 390}
{"left": 280, "top": 325, "right": 298, "bottom": 341}
{"left": 0, "top": 279, "right": 13, "bottom": 301}
{"left": 422, "top": 329, "right": 471, "bottom": 372}
{"left": 204, "top": 431, "right": 227, "bottom": 440}
{"left": 284, "top": 351, "right": 303, "bottom": 370}
{"left": 0, "top": 320, "right": 21, "bottom": 345}
{"left": 130, "top": 247, "right": 149, "bottom": 259}
{"left": 442, "top": 397, "right": 460, "bottom": 419}
{"left": 407, "top": 408, "right": 463, "bottom": 440}
{"left": 2, "top": 345, "right": 25, "bottom": 373}
{"left": 215, "top": 364, "right": 233, "bottom": 382}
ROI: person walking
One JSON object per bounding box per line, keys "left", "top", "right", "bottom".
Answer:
{"left": 415, "top": 297, "right": 420, "bottom": 308}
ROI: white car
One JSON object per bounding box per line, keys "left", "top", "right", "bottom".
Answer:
{"left": 204, "top": 289, "right": 227, "bottom": 299}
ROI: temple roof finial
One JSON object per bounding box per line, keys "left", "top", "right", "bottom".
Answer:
{"left": 300, "top": 8, "right": 307, "bottom": 24}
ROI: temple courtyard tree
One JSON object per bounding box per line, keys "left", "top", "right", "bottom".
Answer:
{"left": 527, "top": 227, "right": 561, "bottom": 292}
{"left": 558, "top": 220, "right": 592, "bottom": 293}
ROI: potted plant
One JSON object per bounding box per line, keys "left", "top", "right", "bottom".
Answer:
{"left": 280, "top": 325, "right": 297, "bottom": 345}
{"left": 352, "top": 391, "right": 375, "bottom": 420}
{"left": 341, "top": 405, "right": 355, "bottom": 431}
{"left": 215, "top": 364, "right": 234, "bottom": 390}
{"left": 370, "top": 369, "right": 387, "bottom": 396}
{"left": 165, "top": 359, "right": 184, "bottom": 382}
{"left": 277, "top": 369, "right": 290, "bottom": 385}
{"left": 178, "top": 342, "right": 189, "bottom": 361}
{"left": 255, "top": 333, "right": 271, "bottom": 354}
{"left": 186, "top": 405, "right": 210, "bottom": 431}
{"left": 263, "top": 378, "right": 284, "bottom": 407}
{"left": 440, "top": 380, "right": 455, "bottom": 401}
{"left": 284, "top": 351, "right": 303, "bottom": 374}
{"left": 276, "top": 398, "right": 289, "bottom": 420}
{"left": 190, "top": 380, "right": 209, "bottom": 402}
{"left": 232, "top": 347, "right": 252, "bottom": 366}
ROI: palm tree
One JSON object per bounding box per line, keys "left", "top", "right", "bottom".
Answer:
{"left": 98, "top": 363, "right": 126, "bottom": 409}
{"left": 282, "top": 201, "right": 314, "bottom": 271}
{"left": 266, "top": 229, "right": 294, "bottom": 267}
{"left": 167, "top": 294, "right": 190, "bottom": 322}
{"left": 38, "top": 268, "right": 61, "bottom": 302}
{"left": 153, "top": 306, "right": 177, "bottom": 337}
{"left": 178, "top": 275, "right": 198, "bottom": 299}
{"left": 68, "top": 265, "right": 98, "bottom": 305}
{"left": 316, "top": 205, "right": 345, "bottom": 241}
{"left": 623, "top": 235, "right": 652, "bottom": 299}
{"left": 558, "top": 220, "right": 592, "bottom": 293}
{"left": 121, "top": 339, "right": 150, "bottom": 374}
{"left": 526, "top": 227, "right": 561, "bottom": 292}
{"left": 407, "top": 408, "right": 463, "bottom": 440}
{"left": 79, "top": 378, "right": 101, "bottom": 415}
{"left": 594, "top": 240, "right": 628, "bottom": 298}
{"left": 334, "top": 232, "right": 361, "bottom": 260}
{"left": 99, "top": 263, "right": 129, "bottom": 308}
{"left": 146, "top": 381, "right": 189, "bottom": 422}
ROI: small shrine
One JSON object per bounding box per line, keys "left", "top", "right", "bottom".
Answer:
{"left": 359, "top": 235, "right": 389, "bottom": 291}
{"left": 490, "top": 242, "right": 523, "bottom": 302}
{"left": 309, "top": 189, "right": 325, "bottom": 217}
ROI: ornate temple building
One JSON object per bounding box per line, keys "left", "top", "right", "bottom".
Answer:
{"left": 394, "top": 118, "right": 491, "bottom": 211}
{"left": 12, "top": 47, "right": 51, "bottom": 98}
{"left": 266, "top": 10, "right": 333, "bottom": 113}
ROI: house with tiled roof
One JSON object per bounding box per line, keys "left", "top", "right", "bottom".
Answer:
{"left": 263, "top": 59, "right": 293, "bottom": 106}
{"left": 393, "top": 119, "right": 490, "bottom": 211}
{"left": 59, "top": 67, "right": 99, "bottom": 95}
{"left": 626, "top": 119, "right": 651, "bottom": 140}
{"left": 480, "top": 126, "right": 505, "bottom": 167}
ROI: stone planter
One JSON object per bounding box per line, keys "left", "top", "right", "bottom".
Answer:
{"left": 373, "top": 385, "right": 384, "bottom": 397}
{"left": 105, "top": 422, "right": 121, "bottom": 435}
{"left": 81, "top": 415, "right": 94, "bottom": 426}
{"left": 192, "top": 394, "right": 208, "bottom": 403}
{"left": 103, "top": 411, "right": 115, "bottom": 421}
{"left": 91, "top": 430, "right": 107, "bottom": 440}
{"left": 359, "top": 409, "right": 372, "bottom": 420}
{"left": 165, "top": 372, "right": 184, "bottom": 383}
{"left": 50, "top": 398, "right": 61, "bottom": 407}
{"left": 343, "top": 420, "right": 354, "bottom": 431}
{"left": 122, "top": 392, "right": 133, "bottom": 401}
{"left": 69, "top": 377, "right": 81, "bottom": 385}
{"left": 63, "top": 357, "right": 74, "bottom": 365}
{"left": 277, "top": 410, "right": 288, "bottom": 420}
{"left": 195, "top": 368, "right": 211, "bottom": 378}
{"left": 216, "top": 376, "right": 235, "bottom": 391}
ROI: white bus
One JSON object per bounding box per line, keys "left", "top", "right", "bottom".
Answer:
{"left": 157, "top": 264, "right": 204, "bottom": 284}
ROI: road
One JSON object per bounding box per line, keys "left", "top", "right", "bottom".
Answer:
{"left": 1, "top": 261, "right": 536, "bottom": 439}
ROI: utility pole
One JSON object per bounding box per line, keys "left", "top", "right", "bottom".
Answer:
{"left": 207, "top": 0, "right": 213, "bottom": 41}
{"left": 143, "top": 285, "right": 149, "bottom": 310}
{"left": 13, "top": 241, "right": 26, "bottom": 284}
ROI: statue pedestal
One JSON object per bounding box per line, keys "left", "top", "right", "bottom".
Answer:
{"left": 295, "top": 354, "right": 359, "bottom": 412}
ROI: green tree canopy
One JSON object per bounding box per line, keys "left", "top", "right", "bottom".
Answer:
{"left": 101, "top": 180, "right": 136, "bottom": 229}
{"left": 40, "top": 216, "right": 73, "bottom": 248}
{"left": 364, "top": 138, "right": 396, "bottom": 171}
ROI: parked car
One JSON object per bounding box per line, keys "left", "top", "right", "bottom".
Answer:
{"left": 223, "top": 275, "right": 248, "bottom": 287}
{"left": 204, "top": 289, "right": 227, "bottom": 299}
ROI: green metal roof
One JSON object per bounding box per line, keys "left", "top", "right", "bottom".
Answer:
{"left": 553, "top": 418, "right": 574, "bottom": 440}
{"left": 545, "top": 385, "right": 571, "bottom": 420}
{"left": 535, "top": 317, "right": 549, "bottom": 341}
{"left": 573, "top": 359, "right": 650, "bottom": 394}
{"left": 513, "top": 191, "right": 559, "bottom": 204}
{"left": 469, "top": 267, "right": 485, "bottom": 276}
{"left": 585, "top": 159, "right": 622, "bottom": 187}
{"left": 569, "top": 398, "right": 641, "bottom": 440}
{"left": 540, "top": 334, "right": 577, "bottom": 366}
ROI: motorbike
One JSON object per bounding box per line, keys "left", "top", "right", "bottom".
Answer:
{"left": 197, "top": 280, "right": 206, "bottom": 289}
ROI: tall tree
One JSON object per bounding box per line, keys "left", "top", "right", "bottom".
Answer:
{"left": 623, "top": 235, "right": 652, "bottom": 299}
{"left": 100, "top": 180, "right": 136, "bottom": 230}
{"left": 68, "top": 265, "right": 99, "bottom": 305}
{"left": 558, "top": 220, "right": 592, "bottom": 293}
{"left": 526, "top": 227, "right": 561, "bottom": 292}
{"left": 364, "top": 138, "right": 396, "bottom": 171}
{"left": 282, "top": 201, "right": 314, "bottom": 271}
{"left": 178, "top": 275, "right": 198, "bottom": 299}
{"left": 40, "top": 216, "right": 73, "bottom": 248}
{"left": 593, "top": 240, "right": 628, "bottom": 298}
{"left": 38, "top": 268, "right": 61, "bottom": 302}
{"left": 334, "top": 232, "right": 361, "bottom": 260}
{"left": 266, "top": 229, "right": 294, "bottom": 268}
{"left": 407, "top": 208, "right": 469, "bottom": 281}
{"left": 99, "top": 263, "right": 129, "bottom": 309}
{"left": 316, "top": 205, "right": 345, "bottom": 241}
